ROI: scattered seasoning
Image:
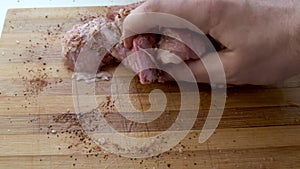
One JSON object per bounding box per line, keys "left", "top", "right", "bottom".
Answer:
{"left": 51, "top": 129, "right": 57, "bottom": 134}
{"left": 40, "top": 112, "right": 101, "bottom": 155}
{"left": 16, "top": 40, "right": 20, "bottom": 44}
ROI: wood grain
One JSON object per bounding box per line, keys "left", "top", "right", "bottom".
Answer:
{"left": 0, "top": 7, "right": 299, "bottom": 169}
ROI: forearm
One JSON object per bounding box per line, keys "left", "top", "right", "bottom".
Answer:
{"left": 287, "top": 1, "right": 300, "bottom": 75}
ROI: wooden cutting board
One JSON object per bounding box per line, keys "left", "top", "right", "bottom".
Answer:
{"left": 0, "top": 7, "right": 300, "bottom": 169}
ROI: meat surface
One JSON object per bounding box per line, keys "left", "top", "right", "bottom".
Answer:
{"left": 131, "top": 34, "right": 160, "bottom": 84}
{"left": 62, "top": 3, "right": 209, "bottom": 84}
{"left": 62, "top": 18, "right": 118, "bottom": 73}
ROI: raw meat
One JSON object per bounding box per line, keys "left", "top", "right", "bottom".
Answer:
{"left": 62, "top": 17, "right": 118, "bottom": 73}
{"left": 62, "top": 3, "right": 162, "bottom": 84}
{"left": 62, "top": 3, "right": 208, "bottom": 84}
{"left": 110, "top": 34, "right": 160, "bottom": 84}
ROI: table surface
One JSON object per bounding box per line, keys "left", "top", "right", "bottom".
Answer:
{"left": 0, "top": 6, "right": 299, "bottom": 169}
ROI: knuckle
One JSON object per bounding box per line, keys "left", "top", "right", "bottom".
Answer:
{"left": 206, "top": 0, "right": 223, "bottom": 26}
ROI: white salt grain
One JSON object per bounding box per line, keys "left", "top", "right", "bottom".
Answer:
{"left": 211, "top": 84, "right": 217, "bottom": 88}
{"left": 98, "top": 137, "right": 106, "bottom": 145}
{"left": 16, "top": 40, "right": 20, "bottom": 44}
{"left": 101, "top": 76, "right": 110, "bottom": 81}
{"left": 217, "top": 84, "right": 225, "bottom": 88}
{"left": 51, "top": 129, "right": 57, "bottom": 134}
{"left": 96, "top": 72, "right": 111, "bottom": 81}
{"left": 178, "top": 147, "right": 184, "bottom": 154}
{"left": 1, "top": 52, "right": 4, "bottom": 56}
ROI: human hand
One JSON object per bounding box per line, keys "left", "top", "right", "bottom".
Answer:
{"left": 123, "top": 0, "right": 300, "bottom": 85}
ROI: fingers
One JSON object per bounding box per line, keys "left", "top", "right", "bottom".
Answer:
{"left": 159, "top": 59, "right": 210, "bottom": 83}
{"left": 160, "top": 51, "right": 238, "bottom": 85}
{"left": 123, "top": 0, "right": 219, "bottom": 48}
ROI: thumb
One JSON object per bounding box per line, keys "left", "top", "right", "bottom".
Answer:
{"left": 122, "top": 0, "right": 217, "bottom": 48}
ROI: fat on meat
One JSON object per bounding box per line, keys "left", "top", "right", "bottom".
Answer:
{"left": 158, "top": 28, "right": 208, "bottom": 64}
